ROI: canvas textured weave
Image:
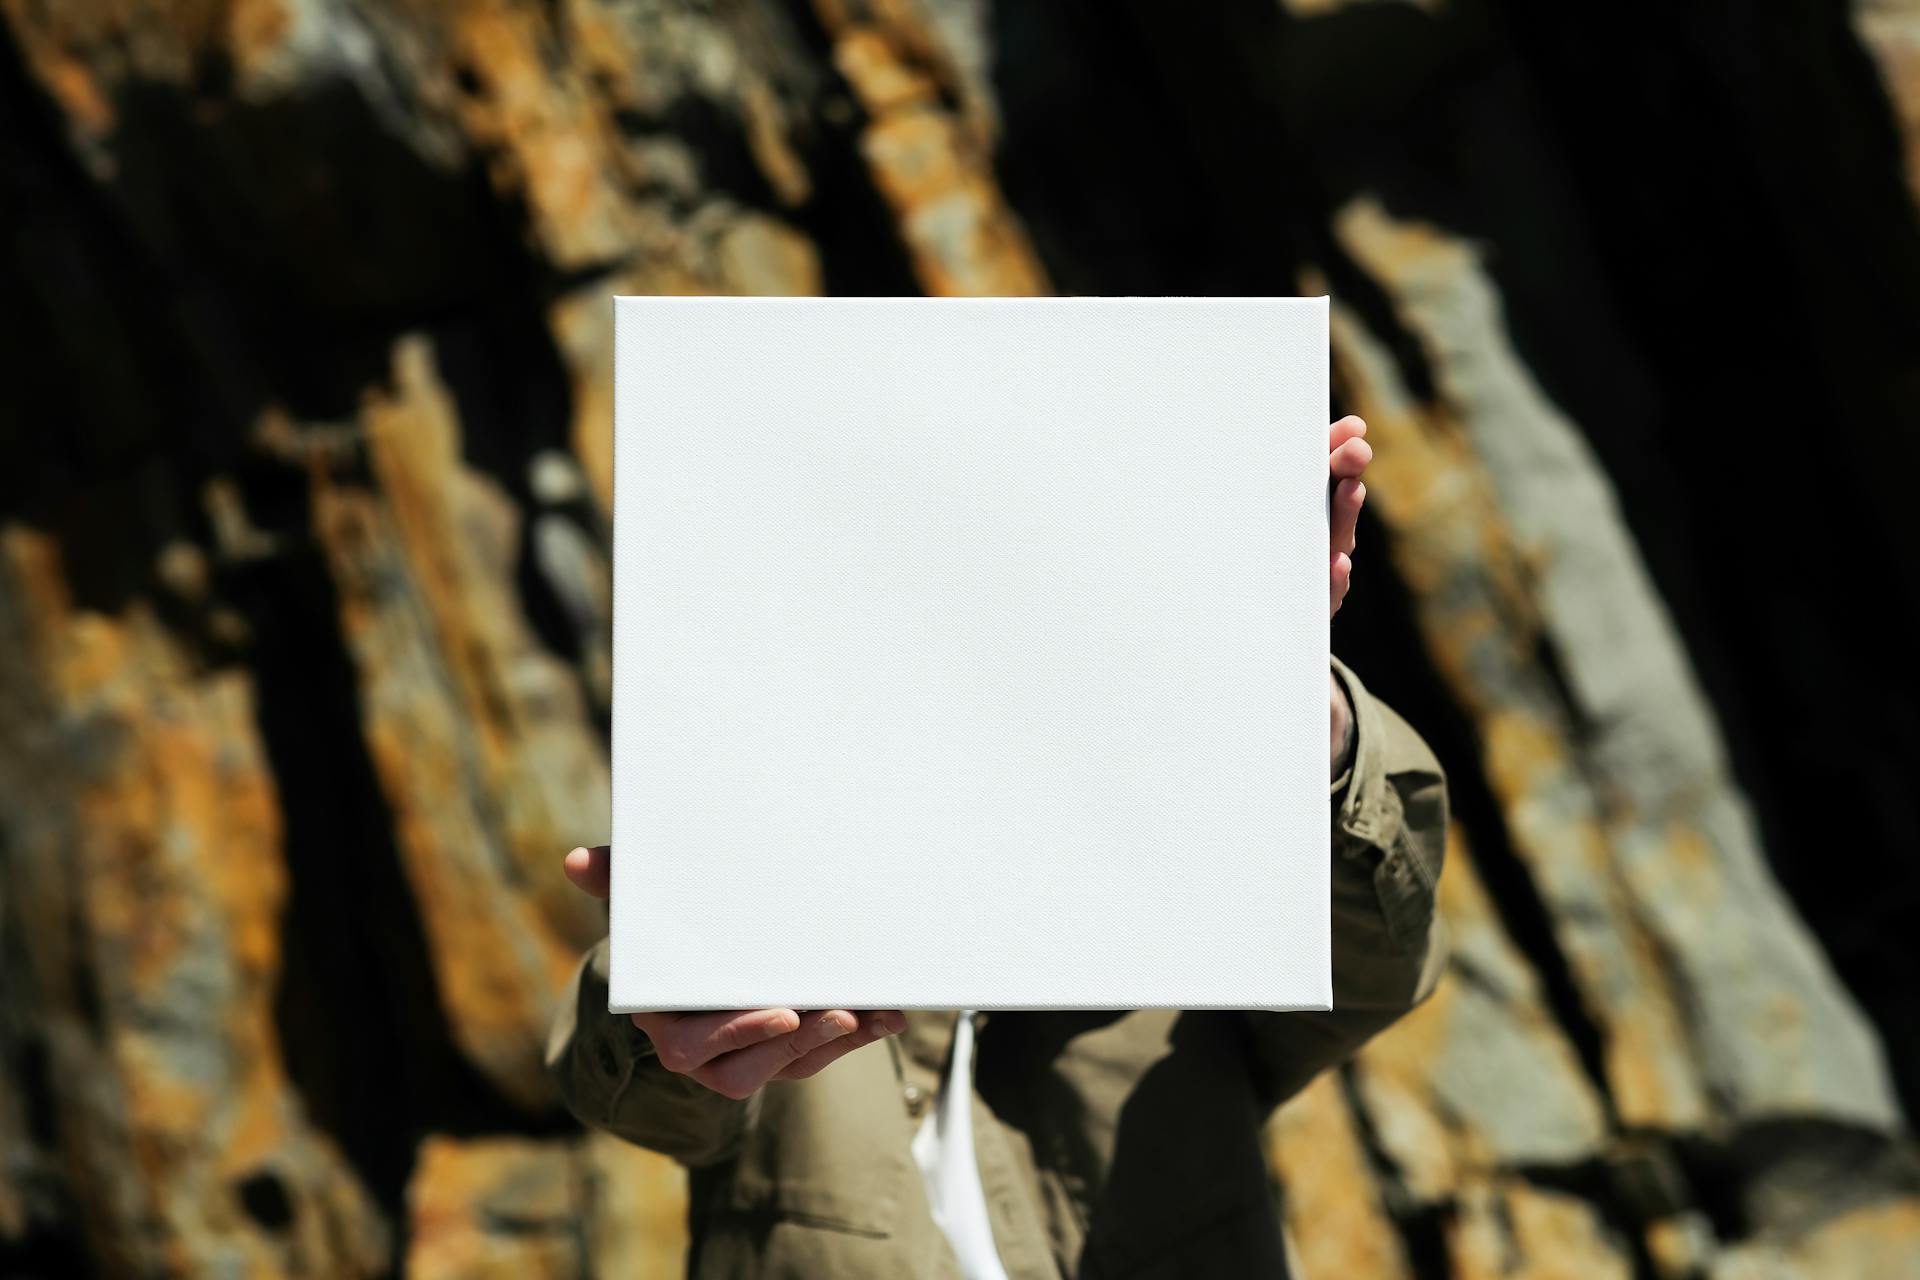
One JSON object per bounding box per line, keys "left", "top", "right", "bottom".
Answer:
{"left": 611, "top": 296, "right": 1330, "bottom": 1011}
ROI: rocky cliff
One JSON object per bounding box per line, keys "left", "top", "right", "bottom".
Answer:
{"left": 2, "top": 1, "right": 1918, "bottom": 1275}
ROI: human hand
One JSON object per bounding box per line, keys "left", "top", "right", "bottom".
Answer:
{"left": 1329, "top": 415, "right": 1370, "bottom": 619}
{"left": 562, "top": 845, "right": 906, "bottom": 1099}
{"left": 1329, "top": 416, "right": 1368, "bottom": 781}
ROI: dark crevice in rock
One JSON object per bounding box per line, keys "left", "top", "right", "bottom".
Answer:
{"left": 11, "top": 1034, "right": 58, "bottom": 1151}
{"left": 650, "top": 92, "right": 792, "bottom": 218}
{"left": 1673, "top": 1118, "right": 1920, "bottom": 1246}
{"left": 1597, "top": 1136, "right": 1699, "bottom": 1227}
{"left": 235, "top": 1170, "right": 296, "bottom": 1232}
{"left": 1113, "top": 0, "right": 1319, "bottom": 293}
{"left": 0, "top": 1227, "right": 96, "bottom": 1280}
{"left": 987, "top": 1, "right": 1269, "bottom": 295}
{"left": 781, "top": 1, "right": 929, "bottom": 297}
{"left": 1482, "top": 0, "right": 1920, "bottom": 1126}
{"left": 1392, "top": 1202, "right": 1455, "bottom": 1280}
{"left": 1511, "top": 1156, "right": 1664, "bottom": 1278}
{"left": 97, "top": 75, "right": 524, "bottom": 419}
{"left": 0, "top": 15, "right": 545, "bottom": 603}
{"left": 1528, "top": 628, "right": 1599, "bottom": 760}
{"left": 1669, "top": 1133, "right": 1754, "bottom": 1249}
{"left": 1306, "top": 223, "right": 1440, "bottom": 406}
{"left": 0, "top": 24, "right": 248, "bottom": 612}
{"left": 0, "top": 850, "right": 95, "bottom": 1278}
{"left": 228, "top": 536, "right": 551, "bottom": 1277}
{"left": 988, "top": 0, "right": 1315, "bottom": 296}
{"left": 1333, "top": 1067, "right": 1450, "bottom": 1275}
{"left": 422, "top": 303, "right": 588, "bottom": 677}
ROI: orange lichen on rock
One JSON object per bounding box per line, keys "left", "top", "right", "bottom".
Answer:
{"left": 407, "top": 1137, "right": 581, "bottom": 1279}
{"left": 0, "top": 527, "right": 388, "bottom": 1274}
{"left": 307, "top": 339, "right": 615, "bottom": 1108}
{"left": 405, "top": 1134, "right": 688, "bottom": 1278}
{"left": 814, "top": 5, "right": 1047, "bottom": 297}
{"left": 449, "top": 2, "right": 640, "bottom": 268}
{"left": 1448, "top": 1179, "right": 1632, "bottom": 1280}
{"left": 1266, "top": 1073, "right": 1415, "bottom": 1279}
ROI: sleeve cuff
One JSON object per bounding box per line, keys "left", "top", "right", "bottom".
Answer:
{"left": 1329, "top": 653, "right": 1400, "bottom": 856}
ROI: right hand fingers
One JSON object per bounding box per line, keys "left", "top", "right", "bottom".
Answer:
{"left": 635, "top": 1008, "right": 894, "bottom": 1099}
{"left": 773, "top": 1010, "right": 905, "bottom": 1082}
{"left": 630, "top": 1007, "right": 805, "bottom": 1073}
{"left": 691, "top": 1009, "right": 863, "bottom": 1099}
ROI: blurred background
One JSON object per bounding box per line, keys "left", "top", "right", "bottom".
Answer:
{"left": 3, "top": 0, "right": 1919, "bottom": 1275}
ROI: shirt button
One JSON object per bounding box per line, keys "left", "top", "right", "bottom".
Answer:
{"left": 903, "top": 1084, "right": 928, "bottom": 1116}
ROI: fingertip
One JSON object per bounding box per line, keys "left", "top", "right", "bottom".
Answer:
{"left": 562, "top": 844, "right": 613, "bottom": 897}
{"left": 1330, "top": 437, "right": 1372, "bottom": 477}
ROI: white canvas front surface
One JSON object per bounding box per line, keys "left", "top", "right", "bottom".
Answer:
{"left": 611, "top": 296, "right": 1329, "bottom": 1011}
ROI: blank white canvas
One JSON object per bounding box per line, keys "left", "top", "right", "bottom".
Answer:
{"left": 611, "top": 296, "right": 1329, "bottom": 1011}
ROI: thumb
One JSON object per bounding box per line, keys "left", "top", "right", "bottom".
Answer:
{"left": 563, "top": 845, "right": 612, "bottom": 899}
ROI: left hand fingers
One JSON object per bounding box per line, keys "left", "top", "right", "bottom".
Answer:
{"left": 1327, "top": 418, "right": 1372, "bottom": 618}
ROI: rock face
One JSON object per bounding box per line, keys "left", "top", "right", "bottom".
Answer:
{"left": 2, "top": 1, "right": 1917, "bottom": 1275}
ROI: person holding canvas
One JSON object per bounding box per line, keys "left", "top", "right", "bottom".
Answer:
{"left": 547, "top": 415, "right": 1448, "bottom": 1277}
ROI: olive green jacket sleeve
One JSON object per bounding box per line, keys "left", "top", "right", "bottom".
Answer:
{"left": 1242, "top": 655, "right": 1450, "bottom": 1110}
{"left": 545, "top": 937, "right": 761, "bottom": 1167}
